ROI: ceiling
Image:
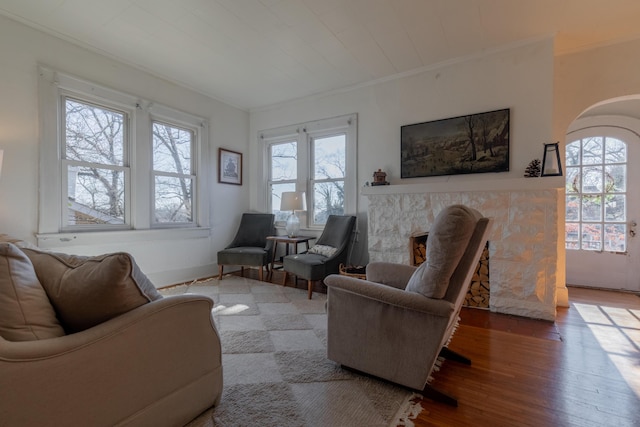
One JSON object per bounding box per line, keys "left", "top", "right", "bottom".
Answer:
{"left": 2, "top": 0, "right": 640, "bottom": 111}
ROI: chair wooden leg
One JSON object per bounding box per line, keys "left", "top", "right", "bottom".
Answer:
{"left": 258, "top": 266, "right": 264, "bottom": 281}
{"left": 240, "top": 266, "right": 245, "bottom": 277}
{"left": 308, "top": 280, "right": 313, "bottom": 299}
{"left": 439, "top": 347, "right": 471, "bottom": 365}
{"left": 422, "top": 384, "right": 458, "bottom": 407}
{"left": 282, "top": 271, "right": 288, "bottom": 287}
{"left": 218, "top": 265, "right": 223, "bottom": 279}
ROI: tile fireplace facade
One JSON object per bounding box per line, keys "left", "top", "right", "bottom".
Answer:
{"left": 362, "top": 182, "right": 564, "bottom": 321}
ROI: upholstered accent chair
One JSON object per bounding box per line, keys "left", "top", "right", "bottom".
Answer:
{"left": 324, "top": 205, "right": 492, "bottom": 406}
{"left": 217, "top": 213, "right": 275, "bottom": 281}
{"left": 282, "top": 214, "right": 357, "bottom": 299}
{"left": 0, "top": 241, "right": 223, "bottom": 426}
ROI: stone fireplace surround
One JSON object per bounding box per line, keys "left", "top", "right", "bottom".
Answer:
{"left": 362, "top": 178, "right": 564, "bottom": 321}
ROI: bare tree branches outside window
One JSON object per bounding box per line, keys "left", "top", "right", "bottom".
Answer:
{"left": 64, "top": 98, "right": 195, "bottom": 227}
{"left": 65, "top": 98, "right": 125, "bottom": 225}
{"left": 152, "top": 122, "right": 193, "bottom": 223}
{"left": 312, "top": 134, "right": 345, "bottom": 224}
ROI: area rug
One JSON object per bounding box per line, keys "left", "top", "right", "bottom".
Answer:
{"left": 159, "top": 276, "right": 422, "bottom": 427}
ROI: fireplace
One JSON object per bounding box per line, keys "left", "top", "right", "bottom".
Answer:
{"left": 362, "top": 179, "right": 563, "bottom": 321}
{"left": 410, "top": 232, "right": 490, "bottom": 309}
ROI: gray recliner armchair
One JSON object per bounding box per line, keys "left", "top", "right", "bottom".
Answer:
{"left": 324, "top": 205, "right": 492, "bottom": 406}
{"left": 282, "top": 214, "right": 356, "bottom": 299}
{"left": 217, "top": 213, "right": 275, "bottom": 281}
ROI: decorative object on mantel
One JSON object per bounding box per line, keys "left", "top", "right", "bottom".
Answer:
{"left": 524, "top": 158, "right": 542, "bottom": 177}
{"left": 541, "top": 142, "right": 563, "bottom": 177}
{"left": 371, "top": 169, "right": 389, "bottom": 186}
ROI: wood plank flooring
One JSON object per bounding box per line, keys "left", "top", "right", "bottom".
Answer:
{"left": 408, "top": 286, "right": 640, "bottom": 427}
{"left": 229, "top": 269, "right": 640, "bottom": 426}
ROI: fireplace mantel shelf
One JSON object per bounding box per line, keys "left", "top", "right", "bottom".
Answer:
{"left": 361, "top": 176, "right": 564, "bottom": 196}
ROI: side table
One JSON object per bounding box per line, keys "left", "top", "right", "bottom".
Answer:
{"left": 267, "top": 235, "right": 315, "bottom": 281}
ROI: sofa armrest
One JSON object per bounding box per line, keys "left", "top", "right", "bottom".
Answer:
{"left": 364, "top": 261, "right": 417, "bottom": 290}
{"left": 0, "top": 294, "right": 222, "bottom": 427}
{"left": 324, "top": 273, "right": 453, "bottom": 317}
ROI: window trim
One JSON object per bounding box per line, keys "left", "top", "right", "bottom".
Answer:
{"left": 259, "top": 113, "right": 357, "bottom": 231}
{"left": 38, "top": 66, "right": 210, "bottom": 239}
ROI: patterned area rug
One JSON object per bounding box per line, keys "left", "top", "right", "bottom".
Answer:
{"left": 160, "top": 276, "right": 421, "bottom": 427}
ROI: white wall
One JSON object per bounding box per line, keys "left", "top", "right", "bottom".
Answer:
{"left": 250, "top": 39, "right": 557, "bottom": 267}
{"left": 0, "top": 15, "right": 250, "bottom": 286}
{"left": 554, "top": 38, "right": 640, "bottom": 140}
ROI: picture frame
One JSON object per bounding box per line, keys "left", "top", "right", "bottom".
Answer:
{"left": 218, "top": 148, "right": 242, "bottom": 185}
{"left": 401, "top": 108, "right": 510, "bottom": 178}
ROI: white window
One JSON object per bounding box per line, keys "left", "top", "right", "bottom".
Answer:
{"left": 261, "top": 114, "right": 357, "bottom": 229}
{"left": 152, "top": 121, "right": 195, "bottom": 225}
{"left": 565, "top": 135, "right": 627, "bottom": 252}
{"left": 64, "top": 98, "right": 128, "bottom": 227}
{"left": 38, "top": 67, "right": 209, "bottom": 238}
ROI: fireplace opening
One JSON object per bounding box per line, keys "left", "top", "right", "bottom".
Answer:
{"left": 409, "top": 232, "right": 490, "bottom": 309}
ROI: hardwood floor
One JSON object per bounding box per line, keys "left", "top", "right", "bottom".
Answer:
{"left": 230, "top": 269, "right": 640, "bottom": 426}
{"left": 410, "top": 286, "right": 640, "bottom": 427}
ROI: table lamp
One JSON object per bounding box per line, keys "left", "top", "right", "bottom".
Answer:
{"left": 280, "top": 191, "right": 305, "bottom": 237}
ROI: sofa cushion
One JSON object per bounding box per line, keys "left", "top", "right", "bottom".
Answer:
{"left": 22, "top": 248, "right": 162, "bottom": 333}
{"left": 0, "top": 243, "right": 65, "bottom": 341}
{"left": 406, "top": 205, "right": 478, "bottom": 299}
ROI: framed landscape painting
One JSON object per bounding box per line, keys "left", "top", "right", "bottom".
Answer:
{"left": 401, "top": 108, "right": 510, "bottom": 178}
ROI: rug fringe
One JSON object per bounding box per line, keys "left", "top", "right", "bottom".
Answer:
{"left": 390, "top": 392, "right": 424, "bottom": 427}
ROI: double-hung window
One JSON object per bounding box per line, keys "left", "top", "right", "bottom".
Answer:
{"left": 262, "top": 114, "right": 357, "bottom": 230}
{"left": 38, "top": 67, "right": 209, "bottom": 238}
{"left": 64, "top": 98, "right": 128, "bottom": 227}
{"left": 151, "top": 121, "right": 194, "bottom": 224}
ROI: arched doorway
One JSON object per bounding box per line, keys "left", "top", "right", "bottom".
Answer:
{"left": 565, "top": 96, "right": 640, "bottom": 292}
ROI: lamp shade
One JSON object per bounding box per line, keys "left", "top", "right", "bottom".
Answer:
{"left": 280, "top": 191, "right": 305, "bottom": 211}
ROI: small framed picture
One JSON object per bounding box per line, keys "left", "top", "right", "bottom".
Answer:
{"left": 218, "top": 148, "right": 242, "bottom": 185}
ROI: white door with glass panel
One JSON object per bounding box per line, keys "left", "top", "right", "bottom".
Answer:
{"left": 565, "top": 128, "right": 640, "bottom": 291}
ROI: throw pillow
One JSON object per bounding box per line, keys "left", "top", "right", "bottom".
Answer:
{"left": 0, "top": 243, "right": 65, "bottom": 341}
{"left": 406, "top": 205, "right": 479, "bottom": 299}
{"left": 23, "top": 248, "right": 162, "bottom": 333}
{"left": 307, "top": 244, "right": 337, "bottom": 257}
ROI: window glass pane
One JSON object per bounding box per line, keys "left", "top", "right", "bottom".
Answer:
{"left": 566, "top": 167, "right": 579, "bottom": 193}
{"left": 605, "top": 165, "right": 625, "bottom": 192}
{"left": 271, "top": 142, "right": 297, "bottom": 181}
{"left": 271, "top": 182, "right": 296, "bottom": 223}
{"left": 566, "top": 195, "right": 580, "bottom": 221}
{"left": 565, "top": 140, "right": 581, "bottom": 167}
{"left": 605, "top": 194, "right": 625, "bottom": 222}
{"left": 152, "top": 122, "right": 192, "bottom": 174}
{"left": 604, "top": 224, "right": 626, "bottom": 252}
{"left": 65, "top": 98, "right": 124, "bottom": 166}
{"left": 68, "top": 166, "right": 124, "bottom": 224}
{"left": 581, "top": 167, "right": 603, "bottom": 193}
{"left": 565, "top": 222, "right": 579, "bottom": 249}
{"left": 154, "top": 176, "right": 192, "bottom": 223}
{"left": 314, "top": 135, "right": 345, "bottom": 180}
{"left": 313, "top": 180, "right": 344, "bottom": 224}
{"left": 581, "top": 223, "right": 602, "bottom": 250}
{"left": 582, "top": 137, "right": 603, "bottom": 165}
{"left": 605, "top": 137, "right": 626, "bottom": 164}
{"left": 582, "top": 195, "right": 601, "bottom": 221}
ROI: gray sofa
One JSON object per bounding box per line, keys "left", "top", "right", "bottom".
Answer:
{"left": 0, "top": 239, "right": 223, "bottom": 426}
